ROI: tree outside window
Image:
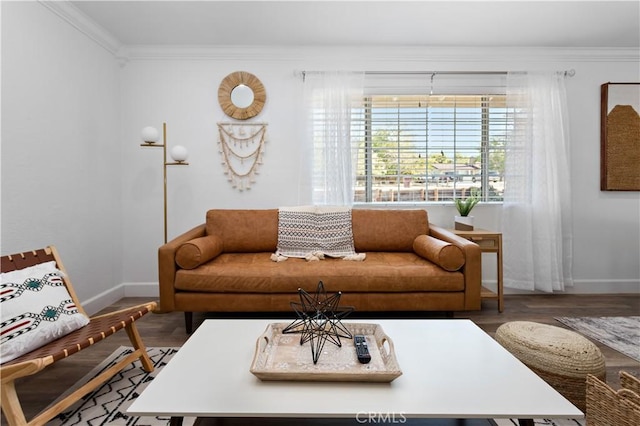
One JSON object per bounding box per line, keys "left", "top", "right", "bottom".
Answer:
{"left": 353, "top": 94, "right": 510, "bottom": 203}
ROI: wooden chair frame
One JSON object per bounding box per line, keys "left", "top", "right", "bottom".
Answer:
{"left": 0, "top": 246, "right": 157, "bottom": 426}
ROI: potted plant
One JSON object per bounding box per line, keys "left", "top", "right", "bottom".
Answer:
{"left": 454, "top": 196, "right": 479, "bottom": 230}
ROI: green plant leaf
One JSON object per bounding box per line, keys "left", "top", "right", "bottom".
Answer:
{"left": 454, "top": 196, "right": 479, "bottom": 216}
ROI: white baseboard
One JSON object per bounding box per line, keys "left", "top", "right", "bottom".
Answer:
{"left": 81, "top": 284, "right": 126, "bottom": 316}
{"left": 567, "top": 279, "right": 640, "bottom": 294}
{"left": 81, "top": 279, "right": 639, "bottom": 316}
{"left": 81, "top": 282, "right": 158, "bottom": 316}
{"left": 124, "top": 281, "right": 160, "bottom": 298}
{"left": 490, "top": 279, "right": 640, "bottom": 295}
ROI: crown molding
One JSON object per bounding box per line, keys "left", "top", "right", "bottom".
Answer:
{"left": 117, "top": 45, "right": 639, "bottom": 64}
{"left": 38, "top": 0, "right": 122, "bottom": 55}
{"left": 35, "top": 1, "right": 637, "bottom": 65}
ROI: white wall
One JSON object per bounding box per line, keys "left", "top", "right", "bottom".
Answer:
{"left": 563, "top": 60, "right": 640, "bottom": 293}
{"left": 1, "top": 2, "right": 123, "bottom": 310}
{"left": 120, "top": 47, "right": 640, "bottom": 296}
{"left": 2, "top": 3, "right": 638, "bottom": 314}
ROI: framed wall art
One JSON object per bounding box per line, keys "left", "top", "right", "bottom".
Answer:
{"left": 600, "top": 82, "right": 640, "bottom": 191}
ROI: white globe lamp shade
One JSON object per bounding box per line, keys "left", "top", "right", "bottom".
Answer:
{"left": 141, "top": 126, "right": 159, "bottom": 143}
{"left": 170, "top": 145, "right": 189, "bottom": 162}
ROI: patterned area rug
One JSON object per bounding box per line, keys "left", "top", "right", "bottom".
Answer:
{"left": 49, "top": 346, "right": 196, "bottom": 426}
{"left": 49, "top": 346, "right": 584, "bottom": 426}
{"left": 555, "top": 316, "right": 640, "bottom": 362}
{"left": 493, "top": 420, "right": 584, "bottom": 425}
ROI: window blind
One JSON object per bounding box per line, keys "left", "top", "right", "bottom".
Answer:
{"left": 353, "top": 72, "right": 511, "bottom": 203}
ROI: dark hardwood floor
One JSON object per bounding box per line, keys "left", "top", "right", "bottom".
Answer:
{"left": 6, "top": 294, "right": 639, "bottom": 424}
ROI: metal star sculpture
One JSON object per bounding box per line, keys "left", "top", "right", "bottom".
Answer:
{"left": 282, "top": 281, "right": 354, "bottom": 364}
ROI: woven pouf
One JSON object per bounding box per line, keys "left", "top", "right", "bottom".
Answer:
{"left": 495, "top": 321, "right": 606, "bottom": 412}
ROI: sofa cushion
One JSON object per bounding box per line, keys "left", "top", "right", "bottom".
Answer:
{"left": 413, "top": 235, "right": 465, "bottom": 271}
{"left": 352, "top": 209, "right": 429, "bottom": 252}
{"left": 174, "top": 252, "right": 464, "bottom": 294}
{"left": 176, "top": 236, "right": 223, "bottom": 269}
{"left": 206, "top": 209, "right": 278, "bottom": 252}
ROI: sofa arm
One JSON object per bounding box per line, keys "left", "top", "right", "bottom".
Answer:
{"left": 429, "top": 224, "right": 482, "bottom": 310}
{"left": 158, "top": 224, "right": 207, "bottom": 312}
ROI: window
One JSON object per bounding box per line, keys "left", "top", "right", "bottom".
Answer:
{"left": 351, "top": 73, "right": 511, "bottom": 204}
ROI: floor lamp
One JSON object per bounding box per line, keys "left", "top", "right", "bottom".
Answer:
{"left": 140, "top": 122, "right": 189, "bottom": 243}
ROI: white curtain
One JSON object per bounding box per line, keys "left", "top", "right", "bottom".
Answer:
{"left": 302, "top": 71, "right": 364, "bottom": 205}
{"left": 502, "top": 71, "right": 573, "bottom": 292}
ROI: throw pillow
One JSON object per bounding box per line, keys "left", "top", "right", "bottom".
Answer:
{"left": 176, "top": 236, "right": 223, "bottom": 269}
{"left": 413, "top": 235, "right": 465, "bottom": 271}
{"left": 1, "top": 261, "right": 90, "bottom": 364}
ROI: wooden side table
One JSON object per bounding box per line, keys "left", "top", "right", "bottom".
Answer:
{"left": 450, "top": 229, "right": 503, "bottom": 312}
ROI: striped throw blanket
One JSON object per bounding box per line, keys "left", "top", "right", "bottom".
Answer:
{"left": 272, "top": 206, "right": 365, "bottom": 262}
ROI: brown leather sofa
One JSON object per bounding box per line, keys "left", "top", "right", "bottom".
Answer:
{"left": 158, "top": 209, "right": 482, "bottom": 332}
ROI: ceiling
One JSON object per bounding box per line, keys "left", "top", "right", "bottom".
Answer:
{"left": 70, "top": 0, "right": 640, "bottom": 48}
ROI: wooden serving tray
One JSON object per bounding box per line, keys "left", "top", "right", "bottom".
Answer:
{"left": 250, "top": 322, "right": 402, "bottom": 382}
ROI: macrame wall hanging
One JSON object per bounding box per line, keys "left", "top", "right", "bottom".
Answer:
{"left": 217, "top": 122, "right": 268, "bottom": 191}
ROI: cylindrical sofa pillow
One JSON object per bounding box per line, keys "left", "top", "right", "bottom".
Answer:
{"left": 413, "top": 234, "right": 465, "bottom": 272}
{"left": 175, "top": 236, "right": 223, "bottom": 269}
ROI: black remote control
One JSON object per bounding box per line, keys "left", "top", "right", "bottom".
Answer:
{"left": 354, "top": 335, "right": 371, "bottom": 364}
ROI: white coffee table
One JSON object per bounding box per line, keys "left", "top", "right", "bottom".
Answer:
{"left": 128, "top": 319, "right": 583, "bottom": 425}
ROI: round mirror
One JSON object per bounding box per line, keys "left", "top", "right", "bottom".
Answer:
{"left": 218, "top": 71, "right": 266, "bottom": 120}
{"left": 230, "top": 84, "right": 254, "bottom": 108}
